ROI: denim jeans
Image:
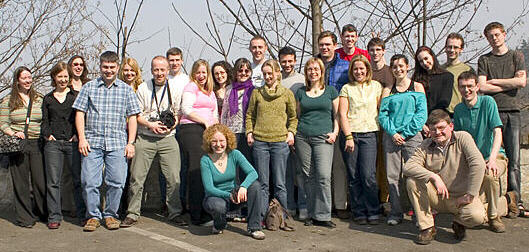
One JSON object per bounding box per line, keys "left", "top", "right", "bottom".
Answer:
{"left": 203, "top": 181, "right": 263, "bottom": 232}
{"left": 252, "top": 140, "right": 289, "bottom": 214}
{"left": 295, "top": 133, "right": 333, "bottom": 221}
{"left": 341, "top": 132, "right": 380, "bottom": 220}
{"left": 81, "top": 148, "right": 127, "bottom": 220}
{"left": 44, "top": 140, "right": 84, "bottom": 223}
{"left": 286, "top": 149, "right": 307, "bottom": 212}
{"left": 499, "top": 112, "right": 521, "bottom": 202}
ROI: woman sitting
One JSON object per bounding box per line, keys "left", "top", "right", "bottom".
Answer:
{"left": 200, "top": 123, "right": 265, "bottom": 240}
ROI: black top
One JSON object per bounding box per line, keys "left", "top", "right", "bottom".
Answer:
{"left": 390, "top": 81, "right": 416, "bottom": 95}
{"left": 41, "top": 90, "right": 78, "bottom": 140}
{"left": 426, "top": 72, "right": 453, "bottom": 114}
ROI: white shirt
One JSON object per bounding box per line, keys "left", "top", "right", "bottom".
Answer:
{"left": 251, "top": 62, "right": 264, "bottom": 88}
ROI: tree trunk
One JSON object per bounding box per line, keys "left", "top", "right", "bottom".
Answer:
{"left": 311, "top": 0, "right": 322, "bottom": 55}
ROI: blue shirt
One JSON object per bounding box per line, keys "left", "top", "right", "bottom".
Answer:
{"left": 72, "top": 77, "right": 140, "bottom": 151}
{"left": 378, "top": 91, "right": 427, "bottom": 139}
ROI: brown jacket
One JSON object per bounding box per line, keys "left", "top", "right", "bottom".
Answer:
{"left": 403, "top": 131, "right": 485, "bottom": 198}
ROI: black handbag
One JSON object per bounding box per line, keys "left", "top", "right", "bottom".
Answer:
{"left": 0, "top": 97, "right": 33, "bottom": 154}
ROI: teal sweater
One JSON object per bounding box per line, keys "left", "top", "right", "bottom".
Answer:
{"left": 200, "top": 150, "right": 258, "bottom": 198}
{"left": 378, "top": 91, "right": 427, "bottom": 139}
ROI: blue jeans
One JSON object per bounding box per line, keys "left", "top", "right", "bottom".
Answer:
{"left": 81, "top": 148, "right": 127, "bottom": 219}
{"left": 295, "top": 133, "right": 333, "bottom": 221}
{"left": 252, "top": 140, "right": 289, "bottom": 214}
{"left": 341, "top": 132, "right": 380, "bottom": 220}
{"left": 499, "top": 112, "right": 521, "bottom": 203}
{"left": 44, "top": 140, "right": 84, "bottom": 223}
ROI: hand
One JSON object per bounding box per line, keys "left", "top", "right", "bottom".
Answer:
{"left": 422, "top": 125, "right": 430, "bottom": 138}
{"left": 237, "top": 187, "right": 248, "bottom": 203}
{"left": 149, "top": 121, "right": 169, "bottom": 134}
{"left": 14, "top": 131, "right": 25, "bottom": 139}
{"left": 48, "top": 135, "right": 57, "bottom": 141}
{"left": 392, "top": 133, "right": 405, "bottom": 146}
{"left": 486, "top": 159, "right": 499, "bottom": 177}
{"left": 69, "top": 135, "right": 78, "bottom": 142}
{"left": 286, "top": 132, "right": 295, "bottom": 146}
{"left": 344, "top": 138, "right": 354, "bottom": 152}
{"left": 78, "top": 138, "right": 91, "bottom": 157}
{"left": 326, "top": 132, "right": 337, "bottom": 144}
{"left": 125, "top": 143, "right": 135, "bottom": 159}
{"left": 247, "top": 133, "right": 254, "bottom": 147}
{"left": 456, "top": 194, "right": 474, "bottom": 208}
{"left": 430, "top": 174, "right": 449, "bottom": 200}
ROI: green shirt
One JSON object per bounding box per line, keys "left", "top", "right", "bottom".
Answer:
{"left": 453, "top": 95, "right": 505, "bottom": 160}
{"left": 442, "top": 61, "right": 473, "bottom": 113}
{"left": 295, "top": 86, "right": 338, "bottom": 136}
{"left": 0, "top": 95, "right": 43, "bottom": 139}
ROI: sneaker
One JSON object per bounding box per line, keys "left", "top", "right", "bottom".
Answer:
{"left": 169, "top": 215, "right": 189, "bottom": 227}
{"left": 47, "top": 222, "right": 60, "bottom": 229}
{"left": 212, "top": 226, "right": 223, "bottom": 234}
{"left": 120, "top": 217, "right": 137, "bottom": 228}
{"left": 298, "top": 208, "right": 308, "bottom": 220}
{"left": 386, "top": 218, "right": 401, "bottom": 226}
{"left": 414, "top": 226, "right": 436, "bottom": 245}
{"left": 489, "top": 217, "right": 506, "bottom": 233}
{"left": 83, "top": 218, "right": 100, "bottom": 232}
{"left": 199, "top": 220, "right": 214, "bottom": 227}
{"left": 250, "top": 230, "right": 266, "bottom": 240}
{"left": 105, "top": 217, "right": 120, "bottom": 230}
{"left": 304, "top": 219, "right": 313, "bottom": 226}
{"left": 505, "top": 191, "right": 519, "bottom": 218}
{"left": 367, "top": 218, "right": 379, "bottom": 225}
{"left": 452, "top": 221, "right": 466, "bottom": 241}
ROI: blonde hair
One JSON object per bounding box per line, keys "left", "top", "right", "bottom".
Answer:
{"left": 348, "top": 55, "right": 372, "bottom": 84}
{"left": 119, "top": 57, "right": 143, "bottom": 91}
{"left": 304, "top": 57, "right": 325, "bottom": 90}
{"left": 262, "top": 59, "right": 282, "bottom": 85}
{"left": 190, "top": 59, "right": 214, "bottom": 94}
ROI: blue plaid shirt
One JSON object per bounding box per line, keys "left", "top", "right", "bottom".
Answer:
{"left": 73, "top": 77, "right": 140, "bottom": 151}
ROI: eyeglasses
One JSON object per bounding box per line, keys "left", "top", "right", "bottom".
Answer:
{"left": 238, "top": 69, "right": 251, "bottom": 74}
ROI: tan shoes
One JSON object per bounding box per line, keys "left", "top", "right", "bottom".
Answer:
{"left": 105, "top": 217, "right": 120, "bottom": 230}
{"left": 414, "top": 226, "right": 436, "bottom": 245}
{"left": 83, "top": 218, "right": 100, "bottom": 232}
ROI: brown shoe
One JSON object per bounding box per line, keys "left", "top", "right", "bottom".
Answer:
{"left": 336, "top": 209, "right": 350, "bottom": 219}
{"left": 414, "top": 226, "right": 436, "bottom": 245}
{"left": 489, "top": 217, "right": 506, "bottom": 233}
{"left": 105, "top": 217, "right": 120, "bottom": 230}
{"left": 83, "top": 218, "right": 100, "bottom": 232}
{"left": 505, "top": 191, "right": 519, "bottom": 218}
{"left": 119, "top": 217, "right": 137, "bottom": 228}
{"left": 452, "top": 221, "right": 466, "bottom": 241}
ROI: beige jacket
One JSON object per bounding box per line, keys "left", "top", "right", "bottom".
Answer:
{"left": 403, "top": 131, "right": 485, "bottom": 198}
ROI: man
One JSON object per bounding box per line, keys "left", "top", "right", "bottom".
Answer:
{"left": 336, "top": 24, "right": 371, "bottom": 62}
{"left": 167, "top": 47, "right": 190, "bottom": 95}
{"left": 442, "top": 33, "right": 474, "bottom": 114}
{"left": 404, "top": 109, "right": 518, "bottom": 245}
{"left": 317, "top": 31, "right": 349, "bottom": 218}
{"left": 73, "top": 51, "right": 141, "bottom": 232}
{"left": 249, "top": 35, "right": 268, "bottom": 87}
{"left": 278, "top": 46, "right": 307, "bottom": 219}
{"left": 120, "top": 56, "right": 187, "bottom": 228}
{"left": 478, "top": 22, "right": 527, "bottom": 214}
{"left": 453, "top": 71, "right": 518, "bottom": 233}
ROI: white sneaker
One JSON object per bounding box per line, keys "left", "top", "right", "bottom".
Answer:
{"left": 250, "top": 230, "right": 266, "bottom": 240}
{"left": 387, "top": 219, "right": 399, "bottom": 226}
{"left": 298, "top": 209, "right": 308, "bottom": 220}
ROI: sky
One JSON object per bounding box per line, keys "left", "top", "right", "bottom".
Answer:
{"left": 93, "top": 0, "right": 529, "bottom": 79}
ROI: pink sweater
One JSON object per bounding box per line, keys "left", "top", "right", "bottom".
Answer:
{"left": 180, "top": 82, "right": 218, "bottom": 125}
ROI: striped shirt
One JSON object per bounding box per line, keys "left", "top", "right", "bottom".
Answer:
{"left": 0, "top": 95, "right": 43, "bottom": 139}
{"left": 72, "top": 77, "right": 141, "bottom": 151}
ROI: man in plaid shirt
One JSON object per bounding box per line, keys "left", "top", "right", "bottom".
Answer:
{"left": 73, "top": 51, "right": 141, "bottom": 232}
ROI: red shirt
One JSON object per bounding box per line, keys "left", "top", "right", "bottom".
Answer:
{"left": 336, "top": 47, "right": 371, "bottom": 61}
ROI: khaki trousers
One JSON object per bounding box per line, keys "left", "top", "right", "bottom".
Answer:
{"left": 331, "top": 142, "right": 348, "bottom": 210}
{"left": 480, "top": 154, "right": 508, "bottom": 219}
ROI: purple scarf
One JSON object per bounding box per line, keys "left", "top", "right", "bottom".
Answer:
{"left": 229, "top": 79, "right": 254, "bottom": 116}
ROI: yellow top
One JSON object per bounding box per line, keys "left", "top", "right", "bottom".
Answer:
{"left": 340, "top": 80, "right": 382, "bottom": 133}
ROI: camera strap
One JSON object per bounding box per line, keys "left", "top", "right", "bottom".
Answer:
{"left": 150, "top": 79, "right": 173, "bottom": 116}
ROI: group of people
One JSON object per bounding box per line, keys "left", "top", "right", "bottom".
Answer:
{"left": 0, "top": 21, "right": 526, "bottom": 244}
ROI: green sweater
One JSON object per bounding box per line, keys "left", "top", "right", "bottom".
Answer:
{"left": 0, "top": 95, "right": 43, "bottom": 139}
{"left": 245, "top": 85, "right": 297, "bottom": 142}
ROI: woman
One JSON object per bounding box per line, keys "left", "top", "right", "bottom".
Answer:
{"left": 200, "top": 124, "right": 265, "bottom": 240}
{"left": 212, "top": 61, "right": 233, "bottom": 116}
{"left": 339, "top": 55, "right": 382, "bottom": 225}
{"left": 119, "top": 57, "right": 143, "bottom": 91}
{"left": 41, "top": 62, "right": 83, "bottom": 229}
{"left": 0, "top": 67, "right": 45, "bottom": 228}
{"left": 246, "top": 59, "right": 297, "bottom": 214}
{"left": 379, "top": 54, "right": 428, "bottom": 225}
{"left": 411, "top": 46, "right": 453, "bottom": 116}
{"left": 295, "top": 58, "right": 339, "bottom": 228}
{"left": 220, "top": 58, "right": 254, "bottom": 161}
{"left": 67, "top": 55, "right": 90, "bottom": 92}
{"left": 178, "top": 59, "right": 218, "bottom": 225}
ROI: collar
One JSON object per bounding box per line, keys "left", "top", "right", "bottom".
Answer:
{"left": 428, "top": 132, "right": 457, "bottom": 150}
{"left": 465, "top": 95, "right": 482, "bottom": 109}
{"left": 97, "top": 77, "right": 123, "bottom": 88}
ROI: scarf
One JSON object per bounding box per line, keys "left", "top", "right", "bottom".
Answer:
{"left": 229, "top": 79, "right": 254, "bottom": 116}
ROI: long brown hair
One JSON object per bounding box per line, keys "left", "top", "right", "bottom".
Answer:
{"left": 9, "top": 66, "right": 39, "bottom": 111}
{"left": 50, "top": 62, "right": 70, "bottom": 88}
{"left": 67, "top": 55, "right": 90, "bottom": 84}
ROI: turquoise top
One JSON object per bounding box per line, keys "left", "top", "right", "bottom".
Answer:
{"left": 453, "top": 95, "right": 505, "bottom": 160}
{"left": 378, "top": 91, "right": 427, "bottom": 138}
{"left": 200, "top": 149, "right": 258, "bottom": 198}
{"left": 295, "top": 86, "right": 338, "bottom": 136}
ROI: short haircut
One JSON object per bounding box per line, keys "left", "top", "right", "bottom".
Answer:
{"left": 278, "top": 46, "right": 296, "bottom": 59}
{"left": 367, "top": 37, "right": 385, "bottom": 50}
{"left": 50, "top": 61, "right": 69, "bottom": 88}
{"left": 151, "top": 55, "right": 168, "bottom": 67}
{"left": 348, "top": 55, "right": 372, "bottom": 84}
{"left": 304, "top": 57, "right": 325, "bottom": 90}
{"left": 100, "top": 51, "right": 119, "bottom": 63}
{"left": 250, "top": 34, "right": 267, "bottom": 46}
{"left": 341, "top": 24, "right": 358, "bottom": 35}
{"left": 446, "top": 32, "right": 465, "bottom": 49}
{"left": 318, "top": 31, "right": 337, "bottom": 44}
{"left": 389, "top": 54, "right": 409, "bottom": 68}
{"left": 202, "top": 123, "right": 237, "bottom": 154}
{"left": 457, "top": 70, "right": 478, "bottom": 84}
{"left": 166, "top": 47, "right": 183, "bottom": 58}
{"left": 484, "top": 22, "right": 505, "bottom": 36}
{"left": 426, "top": 109, "right": 451, "bottom": 126}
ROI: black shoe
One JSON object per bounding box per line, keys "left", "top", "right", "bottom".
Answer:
{"left": 170, "top": 216, "right": 189, "bottom": 227}
{"left": 312, "top": 219, "right": 336, "bottom": 229}
{"left": 452, "top": 221, "right": 466, "bottom": 241}
{"left": 120, "top": 217, "right": 137, "bottom": 228}
{"left": 367, "top": 218, "right": 380, "bottom": 225}
{"left": 354, "top": 218, "right": 368, "bottom": 225}
{"left": 304, "top": 219, "right": 313, "bottom": 226}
